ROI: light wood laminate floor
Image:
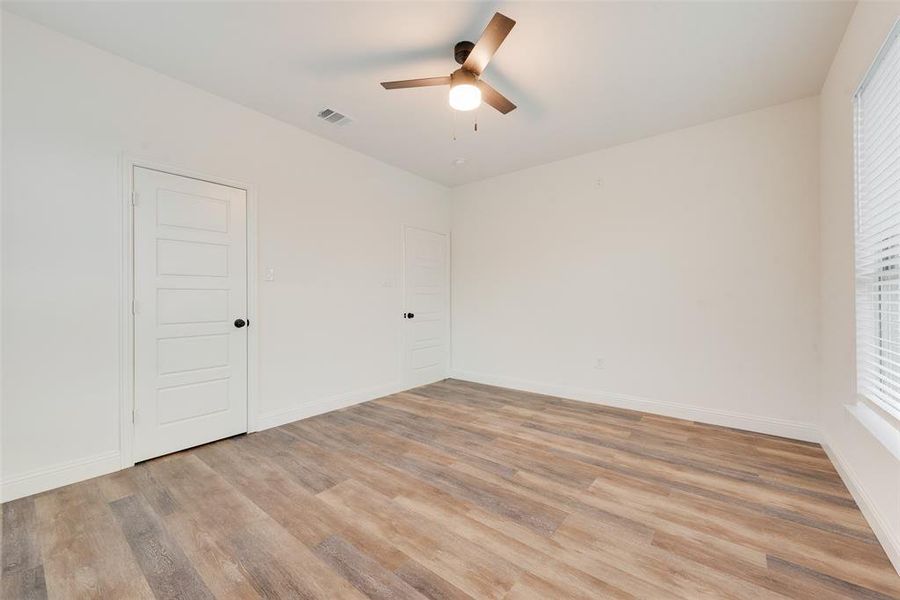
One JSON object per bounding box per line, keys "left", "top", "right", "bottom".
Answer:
{"left": 3, "top": 379, "right": 899, "bottom": 599}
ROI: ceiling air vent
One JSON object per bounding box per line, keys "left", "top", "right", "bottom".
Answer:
{"left": 317, "top": 108, "right": 352, "bottom": 127}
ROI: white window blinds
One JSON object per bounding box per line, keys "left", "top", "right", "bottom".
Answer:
{"left": 855, "top": 21, "right": 900, "bottom": 418}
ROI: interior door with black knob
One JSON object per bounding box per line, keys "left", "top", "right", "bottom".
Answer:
{"left": 401, "top": 226, "right": 449, "bottom": 387}
{"left": 133, "top": 167, "right": 248, "bottom": 462}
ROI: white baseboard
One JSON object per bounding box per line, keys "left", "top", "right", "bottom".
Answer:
{"left": 450, "top": 370, "right": 819, "bottom": 443}
{"left": 254, "top": 381, "right": 411, "bottom": 432}
{"left": 821, "top": 437, "right": 900, "bottom": 575}
{"left": 1, "top": 450, "right": 121, "bottom": 503}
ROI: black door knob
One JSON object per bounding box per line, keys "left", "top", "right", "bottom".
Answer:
{"left": 407, "top": 313, "right": 415, "bottom": 319}
{"left": 234, "top": 318, "right": 247, "bottom": 328}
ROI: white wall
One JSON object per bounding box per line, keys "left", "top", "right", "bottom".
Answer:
{"left": 451, "top": 98, "right": 821, "bottom": 441}
{"left": 818, "top": 1, "right": 900, "bottom": 571}
{"left": 0, "top": 13, "right": 450, "bottom": 500}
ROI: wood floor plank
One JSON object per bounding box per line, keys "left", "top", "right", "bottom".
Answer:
{"left": 1, "top": 565, "right": 48, "bottom": 600}
{"left": 2, "top": 378, "right": 898, "bottom": 599}
{"left": 193, "top": 438, "right": 337, "bottom": 547}
{"left": 34, "top": 481, "right": 155, "bottom": 600}
{"left": 318, "top": 480, "right": 523, "bottom": 600}
{"left": 552, "top": 514, "right": 790, "bottom": 600}
{"left": 391, "top": 453, "right": 569, "bottom": 536}
{"left": 766, "top": 555, "right": 899, "bottom": 600}
{"left": 159, "top": 510, "right": 262, "bottom": 600}
{"left": 196, "top": 437, "right": 415, "bottom": 573}
{"left": 236, "top": 428, "right": 349, "bottom": 493}
{"left": 313, "top": 534, "right": 427, "bottom": 600}
{"left": 97, "top": 462, "right": 180, "bottom": 515}
{"left": 109, "top": 494, "right": 215, "bottom": 600}
{"left": 145, "top": 453, "right": 267, "bottom": 534}
{"left": 500, "top": 569, "right": 632, "bottom": 600}
{"left": 393, "top": 491, "right": 656, "bottom": 599}
{"left": 32, "top": 480, "right": 111, "bottom": 558}
{"left": 393, "top": 559, "right": 473, "bottom": 600}
{"left": 219, "top": 517, "right": 369, "bottom": 599}
{"left": 448, "top": 460, "right": 653, "bottom": 538}
{"left": 2, "top": 496, "right": 42, "bottom": 575}
{"left": 651, "top": 531, "right": 886, "bottom": 600}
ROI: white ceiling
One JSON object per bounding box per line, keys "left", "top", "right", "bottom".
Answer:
{"left": 5, "top": 1, "right": 855, "bottom": 186}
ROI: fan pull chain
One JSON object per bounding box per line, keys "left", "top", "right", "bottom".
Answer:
{"left": 452, "top": 108, "right": 457, "bottom": 141}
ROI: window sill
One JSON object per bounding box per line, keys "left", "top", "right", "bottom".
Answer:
{"left": 847, "top": 397, "right": 900, "bottom": 461}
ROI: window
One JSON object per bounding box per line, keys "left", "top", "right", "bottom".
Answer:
{"left": 855, "top": 21, "right": 900, "bottom": 419}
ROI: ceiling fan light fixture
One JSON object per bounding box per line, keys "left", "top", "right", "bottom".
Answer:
{"left": 449, "top": 69, "right": 481, "bottom": 111}
{"left": 380, "top": 13, "right": 516, "bottom": 115}
{"left": 449, "top": 84, "right": 481, "bottom": 111}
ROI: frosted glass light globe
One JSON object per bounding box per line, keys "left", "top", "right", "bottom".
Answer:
{"left": 449, "top": 83, "right": 482, "bottom": 111}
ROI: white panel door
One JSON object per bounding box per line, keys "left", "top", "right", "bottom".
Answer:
{"left": 133, "top": 167, "right": 248, "bottom": 461}
{"left": 402, "top": 226, "right": 449, "bottom": 387}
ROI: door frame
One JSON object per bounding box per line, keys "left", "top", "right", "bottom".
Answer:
{"left": 400, "top": 225, "right": 451, "bottom": 387}
{"left": 119, "top": 155, "right": 259, "bottom": 469}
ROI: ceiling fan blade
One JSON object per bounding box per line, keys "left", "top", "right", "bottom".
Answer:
{"left": 381, "top": 76, "right": 450, "bottom": 89}
{"left": 463, "top": 12, "right": 516, "bottom": 76}
{"left": 477, "top": 80, "right": 516, "bottom": 114}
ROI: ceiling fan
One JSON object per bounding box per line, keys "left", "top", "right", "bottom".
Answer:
{"left": 380, "top": 12, "right": 517, "bottom": 114}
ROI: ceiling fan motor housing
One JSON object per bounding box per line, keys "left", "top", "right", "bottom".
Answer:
{"left": 454, "top": 41, "right": 475, "bottom": 65}
{"left": 450, "top": 68, "right": 478, "bottom": 88}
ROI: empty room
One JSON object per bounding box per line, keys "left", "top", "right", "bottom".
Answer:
{"left": 2, "top": 1, "right": 899, "bottom": 598}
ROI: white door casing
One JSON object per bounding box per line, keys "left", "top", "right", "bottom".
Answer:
{"left": 402, "top": 226, "right": 449, "bottom": 387}
{"left": 132, "top": 167, "right": 248, "bottom": 461}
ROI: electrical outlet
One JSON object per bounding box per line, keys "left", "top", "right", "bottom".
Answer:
{"left": 595, "top": 358, "right": 605, "bottom": 370}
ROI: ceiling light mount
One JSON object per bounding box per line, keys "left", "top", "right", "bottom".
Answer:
{"left": 454, "top": 41, "right": 475, "bottom": 65}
